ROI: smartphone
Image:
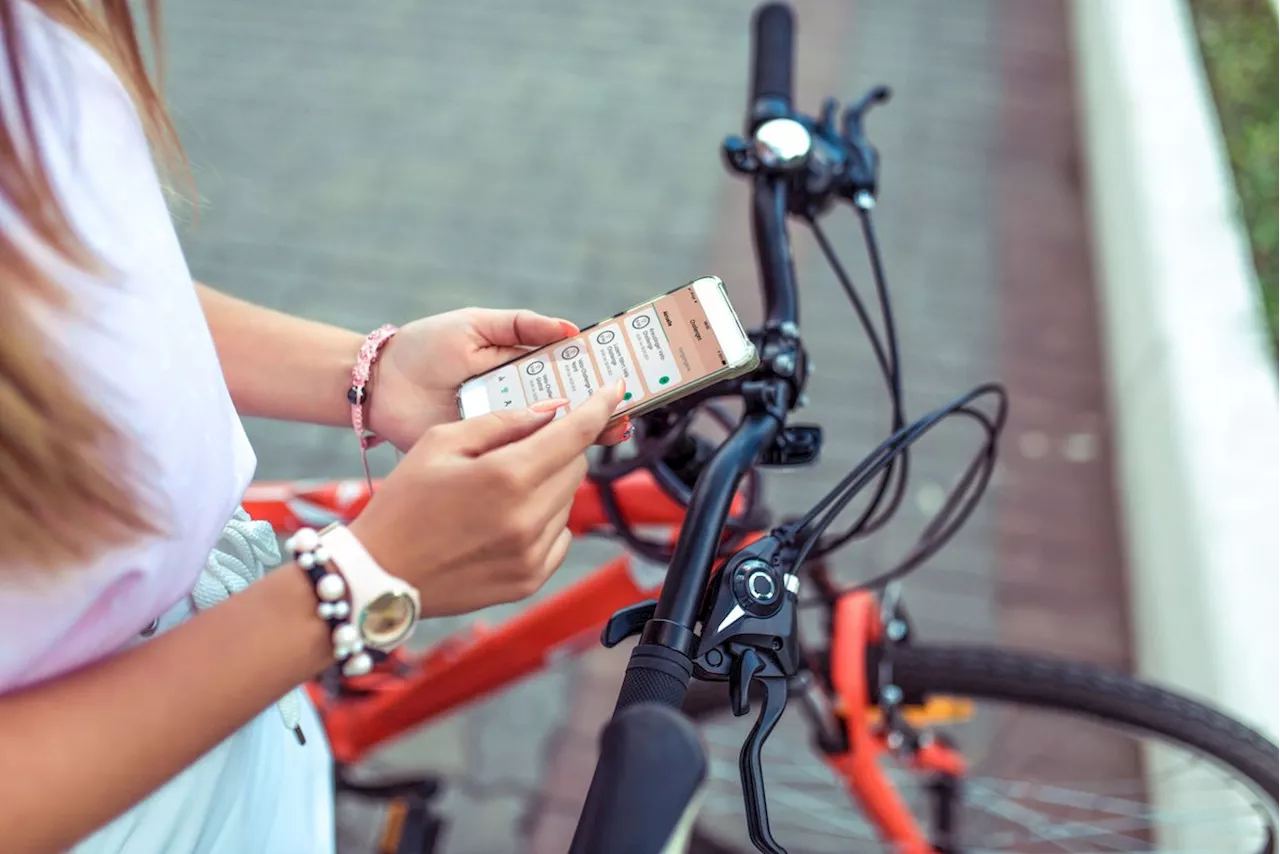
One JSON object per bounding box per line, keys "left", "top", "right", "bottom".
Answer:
{"left": 456, "top": 275, "right": 758, "bottom": 424}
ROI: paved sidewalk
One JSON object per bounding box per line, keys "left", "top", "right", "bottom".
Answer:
{"left": 163, "top": 1, "right": 1128, "bottom": 851}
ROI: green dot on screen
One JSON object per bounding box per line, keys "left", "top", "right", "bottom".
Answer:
{"left": 623, "top": 392, "right": 633, "bottom": 401}
{"left": 659, "top": 376, "right": 670, "bottom": 385}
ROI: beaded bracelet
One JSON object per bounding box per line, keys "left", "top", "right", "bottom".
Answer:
{"left": 286, "top": 526, "right": 374, "bottom": 677}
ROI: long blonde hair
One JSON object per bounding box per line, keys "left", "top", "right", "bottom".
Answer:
{"left": 1, "top": 0, "right": 181, "bottom": 570}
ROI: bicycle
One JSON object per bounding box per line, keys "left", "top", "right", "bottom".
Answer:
{"left": 245, "top": 4, "right": 1280, "bottom": 852}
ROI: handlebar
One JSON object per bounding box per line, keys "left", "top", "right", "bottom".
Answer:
{"left": 640, "top": 409, "right": 786, "bottom": 653}
{"left": 592, "top": 0, "right": 801, "bottom": 708}
{"left": 750, "top": 3, "right": 800, "bottom": 327}
{"left": 570, "top": 406, "right": 788, "bottom": 854}
{"left": 571, "top": 5, "right": 800, "bottom": 851}
{"left": 755, "top": 179, "right": 800, "bottom": 327}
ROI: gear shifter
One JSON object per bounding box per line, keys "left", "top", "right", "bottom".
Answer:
{"left": 693, "top": 536, "right": 801, "bottom": 854}
{"left": 729, "top": 648, "right": 766, "bottom": 716}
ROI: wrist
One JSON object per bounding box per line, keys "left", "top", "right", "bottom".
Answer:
{"left": 362, "top": 352, "right": 402, "bottom": 447}
{"left": 293, "top": 324, "right": 365, "bottom": 429}
{"left": 259, "top": 562, "right": 336, "bottom": 677}
{"left": 331, "top": 330, "right": 368, "bottom": 425}
{"left": 346, "top": 515, "right": 398, "bottom": 582}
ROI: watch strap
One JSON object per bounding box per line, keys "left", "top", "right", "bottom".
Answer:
{"left": 318, "top": 523, "right": 421, "bottom": 651}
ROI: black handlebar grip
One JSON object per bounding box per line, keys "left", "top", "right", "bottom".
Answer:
{"left": 613, "top": 642, "right": 694, "bottom": 713}
{"left": 568, "top": 704, "right": 708, "bottom": 854}
{"left": 750, "top": 3, "right": 795, "bottom": 117}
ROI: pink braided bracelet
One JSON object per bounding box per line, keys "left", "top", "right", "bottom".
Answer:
{"left": 349, "top": 324, "right": 398, "bottom": 485}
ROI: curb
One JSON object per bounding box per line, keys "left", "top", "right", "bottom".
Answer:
{"left": 1070, "top": 0, "right": 1277, "bottom": 746}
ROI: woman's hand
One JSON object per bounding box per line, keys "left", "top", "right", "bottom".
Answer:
{"left": 349, "top": 382, "right": 625, "bottom": 617}
{"left": 367, "top": 308, "right": 630, "bottom": 450}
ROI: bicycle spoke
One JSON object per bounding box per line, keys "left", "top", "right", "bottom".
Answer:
{"left": 693, "top": 674, "right": 1274, "bottom": 853}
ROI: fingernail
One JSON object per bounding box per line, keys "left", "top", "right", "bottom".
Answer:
{"left": 613, "top": 379, "right": 626, "bottom": 402}
{"left": 530, "top": 398, "right": 569, "bottom": 414}
{"left": 621, "top": 424, "right": 635, "bottom": 441}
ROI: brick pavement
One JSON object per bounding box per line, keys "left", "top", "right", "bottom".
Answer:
{"left": 162, "top": 1, "right": 1129, "bottom": 851}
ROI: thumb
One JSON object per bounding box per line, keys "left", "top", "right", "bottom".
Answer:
{"left": 470, "top": 309, "right": 578, "bottom": 348}
{"left": 446, "top": 398, "right": 568, "bottom": 455}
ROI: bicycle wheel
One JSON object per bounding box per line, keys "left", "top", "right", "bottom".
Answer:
{"left": 685, "top": 644, "right": 1279, "bottom": 853}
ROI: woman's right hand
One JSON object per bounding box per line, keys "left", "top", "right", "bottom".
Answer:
{"left": 349, "top": 381, "right": 625, "bottom": 617}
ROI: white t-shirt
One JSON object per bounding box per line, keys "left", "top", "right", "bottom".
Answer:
{"left": 0, "top": 5, "right": 333, "bottom": 852}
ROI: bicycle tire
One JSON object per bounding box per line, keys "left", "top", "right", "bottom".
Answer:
{"left": 685, "top": 643, "right": 1279, "bottom": 852}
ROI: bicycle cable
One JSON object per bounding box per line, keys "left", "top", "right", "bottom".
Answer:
{"left": 806, "top": 208, "right": 912, "bottom": 554}
{"left": 781, "top": 383, "right": 1007, "bottom": 587}
{"left": 790, "top": 201, "right": 1007, "bottom": 587}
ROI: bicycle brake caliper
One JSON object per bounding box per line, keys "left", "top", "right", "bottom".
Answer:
{"left": 693, "top": 537, "right": 800, "bottom": 854}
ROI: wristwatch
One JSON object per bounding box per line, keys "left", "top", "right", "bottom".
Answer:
{"left": 317, "top": 523, "right": 421, "bottom": 651}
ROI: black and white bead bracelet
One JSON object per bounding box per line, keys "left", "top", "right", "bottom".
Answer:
{"left": 286, "top": 526, "right": 374, "bottom": 677}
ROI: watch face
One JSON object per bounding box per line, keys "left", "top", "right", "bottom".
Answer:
{"left": 360, "top": 592, "right": 417, "bottom": 648}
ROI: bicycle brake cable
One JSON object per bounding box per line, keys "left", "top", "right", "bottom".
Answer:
{"left": 856, "top": 400, "right": 1004, "bottom": 591}
{"left": 783, "top": 383, "right": 1007, "bottom": 580}
{"left": 795, "top": 403, "right": 1001, "bottom": 608}
{"left": 784, "top": 387, "right": 993, "bottom": 540}
{"left": 804, "top": 398, "right": 1002, "bottom": 563}
{"left": 806, "top": 208, "right": 913, "bottom": 553}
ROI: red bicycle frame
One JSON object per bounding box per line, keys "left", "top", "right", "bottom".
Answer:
{"left": 243, "top": 473, "right": 964, "bottom": 848}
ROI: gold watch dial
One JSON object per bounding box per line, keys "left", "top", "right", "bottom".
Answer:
{"left": 360, "top": 592, "right": 417, "bottom": 647}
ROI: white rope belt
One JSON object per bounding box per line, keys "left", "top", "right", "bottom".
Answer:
{"left": 189, "top": 507, "right": 305, "bottom": 741}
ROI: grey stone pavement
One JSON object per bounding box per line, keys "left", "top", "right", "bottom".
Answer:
{"left": 164, "top": 1, "right": 1127, "bottom": 851}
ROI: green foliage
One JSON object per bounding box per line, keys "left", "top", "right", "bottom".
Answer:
{"left": 1188, "top": 0, "right": 1278, "bottom": 351}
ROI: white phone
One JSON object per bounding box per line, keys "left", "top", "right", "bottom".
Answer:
{"left": 456, "top": 275, "right": 758, "bottom": 424}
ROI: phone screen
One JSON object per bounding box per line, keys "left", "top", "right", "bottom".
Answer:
{"left": 472, "top": 285, "right": 736, "bottom": 418}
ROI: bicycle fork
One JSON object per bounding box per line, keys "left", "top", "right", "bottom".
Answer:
{"left": 821, "top": 590, "right": 967, "bottom": 854}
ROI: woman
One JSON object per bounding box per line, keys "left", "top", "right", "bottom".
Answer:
{"left": 0, "top": 2, "right": 628, "bottom": 852}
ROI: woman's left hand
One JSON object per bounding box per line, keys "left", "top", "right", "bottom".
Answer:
{"left": 366, "top": 308, "right": 632, "bottom": 450}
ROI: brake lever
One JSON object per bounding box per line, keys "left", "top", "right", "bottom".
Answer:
{"left": 738, "top": 669, "right": 789, "bottom": 854}
{"left": 840, "top": 85, "right": 891, "bottom": 199}
{"left": 693, "top": 535, "right": 801, "bottom": 854}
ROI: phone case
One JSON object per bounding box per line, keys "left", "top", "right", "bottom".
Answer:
{"left": 455, "top": 275, "right": 758, "bottom": 423}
